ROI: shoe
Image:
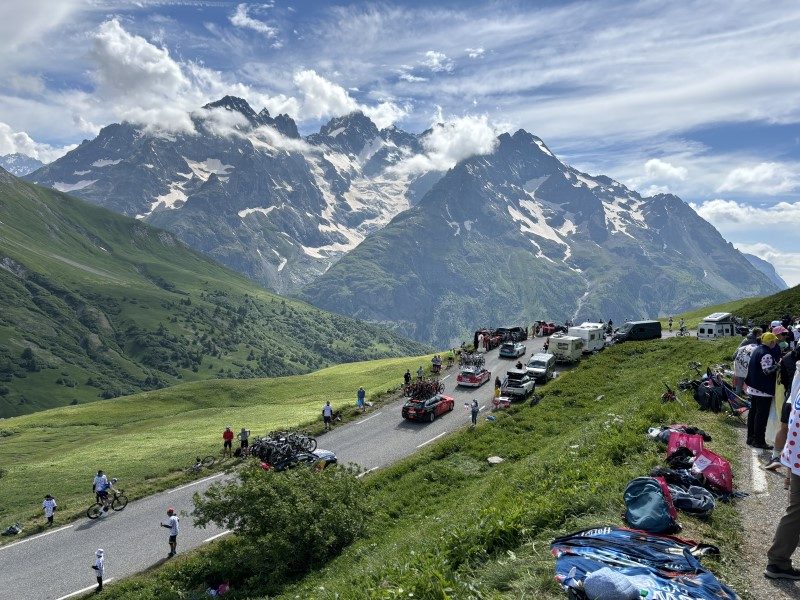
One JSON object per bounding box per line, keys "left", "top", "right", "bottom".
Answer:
{"left": 167, "top": 551, "right": 175, "bottom": 558}
{"left": 765, "top": 457, "right": 782, "bottom": 471}
{"left": 752, "top": 443, "right": 774, "bottom": 451}
{"left": 765, "top": 564, "right": 800, "bottom": 580}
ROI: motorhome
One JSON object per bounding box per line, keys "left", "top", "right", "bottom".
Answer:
{"left": 697, "top": 312, "right": 737, "bottom": 339}
{"left": 549, "top": 334, "right": 583, "bottom": 363}
{"left": 568, "top": 323, "right": 606, "bottom": 353}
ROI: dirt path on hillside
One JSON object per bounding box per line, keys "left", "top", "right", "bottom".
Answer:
{"left": 736, "top": 427, "right": 800, "bottom": 600}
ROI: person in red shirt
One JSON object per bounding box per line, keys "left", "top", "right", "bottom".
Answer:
{"left": 222, "top": 426, "right": 234, "bottom": 458}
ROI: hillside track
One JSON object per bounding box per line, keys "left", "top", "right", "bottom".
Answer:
{"left": 0, "top": 336, "right": 554, "bottom": 599}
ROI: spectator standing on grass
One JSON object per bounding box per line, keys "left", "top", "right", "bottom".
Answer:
{"left": 668, "top": 316, "right": 673, "bottom": 332}
{"left": 161, "top": 507, "right": 179, "bottom": 557}
{"left": 765, "top": 368, "right": 800, "bottom": 580}
{"left": 222, "top": 426, "right": 234, "bottom": 458}
{"left": 357, "top": 386, "right": 366, "bottom": 412}
{"left": 745, "top": 332, "right": 780, "bottom": 449}
{"left": 42, "top": 494, "right": 56, "bottom": 526}
{"left": 237, "top": 428, "right": 249, "bottom": 454}
{"left": 733, "top": 341, "right": 758, "bottom": 397}
{"left": 403, "top": 369, "right": 411, "bottom": 386}
{"left": 91, "top": 549, "right": 104, "bottom": 592}
{"left": 740, "top": 327, "right": 763, "bottom": 348}
{"left": 765, "top": 345, "right": 800, "bottom": 470}
{"left": 322, "top": 401, "right": 333, "bottom": 430}
{"left": 471, "top": 399, "right": 479, "bottom": 426}
{"left": 416, "top": 365, "right": 424, "bottom": 380}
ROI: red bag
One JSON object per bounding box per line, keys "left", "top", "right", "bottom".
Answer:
{"left": 691, "top": 449, "right": 733, "bottom": 494}
{"left": 667, "top": 431, "right": 705, "bottom": 458}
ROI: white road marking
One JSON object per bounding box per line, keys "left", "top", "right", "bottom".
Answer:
{"left": 357, "top": 467, "right": 378, "bottom": 479}
{"left": 56, "top": 579, "right": 114, "bottom": 600}
{"left": 203, "top": 530, "right": 231, "bottom": 543}
{"left": 752, "top": 449, "right": 769, "bottom": 495}
{"left": 416, "top": 431, "right": 447, "bottom": 449}
{"left": 441, "top": 375, "right": 451, "bottom": 381}
{"left": 167, "top": 473, "right": 225, "bottom": 494}
{"left": 0, "top": 524, "right": 73, "bottom": 551}
{"left": 479, "top": 405, "right": 486, "bottom": 412}
{"left": 355, "top": 412, "right": 381, "bottom": 425}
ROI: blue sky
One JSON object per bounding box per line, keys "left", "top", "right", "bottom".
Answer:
{"left": 1, "top": 0, "right": 799, "bottom": 283}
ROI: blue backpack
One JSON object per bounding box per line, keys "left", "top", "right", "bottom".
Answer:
{"left": 623, "top": 476, "right": 680, "bottom": 533}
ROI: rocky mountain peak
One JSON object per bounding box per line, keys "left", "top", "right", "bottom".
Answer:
{"left": 0, "top": 153, "right": 45, "bottom": 177}
{"left": 312, "top": 111, "right": 381, "bottom": 156}
{"left": 203, "top": 95, "right": 260, "bottom": 124}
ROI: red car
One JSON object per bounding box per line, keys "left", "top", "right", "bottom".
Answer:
{"left": 540, "top": 322, "right": 558, "bottom": 336}
{"left": 456, "top": 366, "right": 491, "bottom": 388}
{"left": 402, "top": 394, "right": 455, "bottom": 422}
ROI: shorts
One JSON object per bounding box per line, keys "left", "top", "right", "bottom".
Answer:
{"left": 169, "top": 534, "right": 177, "bottom": 544}
{"left": 240, "top": 439, "right": 248, "bottom": 448}
{"left": 223, "top": 440, "right": 232, "bottom": 449}
{"left": 323, "top": 415, "right": 331, "bottom": 424}
{"left": 782, "top": 400, "right": 792, "bottom": 424}
{"left": 97, "top": 490, "right": 108, "bottom": 499}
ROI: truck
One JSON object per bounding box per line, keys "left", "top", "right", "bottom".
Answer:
{"left": 568, "top": 323, "right": 606, "bottom": 353}
{"left": 548, "top": 334, "right": 583, "bottom": 363}
{"left": 500, "top": 369, "right": 536, "bottom": 401}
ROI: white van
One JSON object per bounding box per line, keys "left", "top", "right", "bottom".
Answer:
{"left": 697, "top": 312, "right": 736, "bottom": 339}
{"left": 568, "top": 324, "right": 606, "bottom": 353}
{"left": 549, "top": 334, "right": 583, "bottom": 363}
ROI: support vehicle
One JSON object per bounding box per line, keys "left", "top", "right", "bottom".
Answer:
{"left": 697, "top": 313, "right": 737, "bottom": 339}
{"left": 568, "top": 323, "right": 606, "bottom": 353}
{"left": 402, "top": 394, "right": 455, "bottom": 422}
{"left": 500, "top": 369, "right": 536, "bottom": 400}
{"left": 456, "top": 365, "right": 491, "bottom": 387}
{"left": 549, "top": 334, "right": 583, "bottom": 363}
{"left": 499, "top": 341, "right": 526, "bottom": 358}
{"left": 525, "top": 352, "right": 556, "bottom": 382}
{"left": 612, "top": 320, "right": 662, "bottom": 342}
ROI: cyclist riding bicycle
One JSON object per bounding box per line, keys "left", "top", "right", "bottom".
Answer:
{"left": 92, "top": 471, "right": 117, "bottom": 511}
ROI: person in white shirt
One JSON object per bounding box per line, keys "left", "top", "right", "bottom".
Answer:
{"left": 161, "top": 507, "right": 180, "bottom": 557}
{"left": 91, "top": 549, "right": 104, "bottom": 592}
{"left": 42, "top": 494, "right": 57, "bottom": 526}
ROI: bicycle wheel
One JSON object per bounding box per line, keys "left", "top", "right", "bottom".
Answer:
{"left": 111, "top": 494, "right": 128, "bottom": 511}
{"left": 87, "top": 504, "right": 102, "bottom": 519}
{"left": 201, "top": 455, "right": 216, "bottom": 468}
{"left": 301, "top": 436, "right": 317, "bottom": 452}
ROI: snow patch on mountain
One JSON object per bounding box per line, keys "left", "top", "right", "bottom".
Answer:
{"left": 602, "top": 196, "right": 647, "bottom": 237}
{"left": 54, "top": 180, "right": 97, "bottom": 192}
{"left": 183, "top": 158, "right": 234, "bottom": 181}
{"left": 574, "top": 173, "right": 599, "bottom": 189}
{"left": 327, "top": 127, "right": 345, "bottom": 138}
{"left": 91, "top": 159, "right": 122, "bottom": 167}
{"left": 74, "top": 170, "right": 91, "bottom": 176}
{"left": 534, "top": 139, "right": 554, "bottom": 157}
{"left": 136, "top": 182, "right": 187, "bottom": 219}
{"left": 523, "top": 176, "right": 549, "bottom": 196}
{"left": 238, "top": 206, "right": 277, "bottom": 218}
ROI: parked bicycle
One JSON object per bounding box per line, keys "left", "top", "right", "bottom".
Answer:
{"left": 249, "top": 430, "right": 317, "bottom": 463}
{"left": 87, "top": 488, "right": 128, "bottom": 519}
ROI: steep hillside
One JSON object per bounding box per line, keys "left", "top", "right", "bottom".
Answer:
{"left": 0, "top": 169, "right": 428, "bottom": 416}
{"left": 734, "top": 284, "right": 800, "bottom": 326}
{"left": 303, "top": 130, "right": 779, "bottom": 343}
{"left": 742, "top": 252, "right": 787, "bottom": 289}
{"left": 27, "top": 97, "right": 437, "bottom": 293}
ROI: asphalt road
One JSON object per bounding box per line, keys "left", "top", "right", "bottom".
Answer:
{"left": 0, "top": 337, "right": 547, "bottom": 600}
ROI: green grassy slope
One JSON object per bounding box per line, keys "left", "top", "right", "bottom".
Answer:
{"left": 0, "top": 169, "right": 428, "bottom": 416}
{"left": 659, "top": 296, "right": 762, "bottom": 328}
{"left": 97, "top": 338, "right": 747, "bottom": 600}
{"left": 735, "top": 284, "right": 800, "bottom": 326}
{"left": 0, "top": 353, "right": 433, "bottom": 529}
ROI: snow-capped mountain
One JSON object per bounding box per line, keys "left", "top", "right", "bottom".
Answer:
{"left": 27, "top": 96, "right": 437, "bottom": 293}
{"left": 302, "top": 129, "right": 780, "bottom": 343}
{"left": 0, "top": 153, "right": 44, "bottom": 176}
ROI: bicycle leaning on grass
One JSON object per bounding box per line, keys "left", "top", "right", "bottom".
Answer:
{"left": 186, "top": 455, "right": 216, "bottom": 473}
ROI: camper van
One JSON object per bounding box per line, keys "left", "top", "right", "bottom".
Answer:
{"left": 697, "top": 312, "right": 737, "bottom": 339}
{"left": 549, "top": 334, "right": 583, "bottom": 363}
{"left": 568, "top": 323, "right": 606, "bottom": 353}
{"left": 612, "top": 320, "right": 662, "bottom": 343}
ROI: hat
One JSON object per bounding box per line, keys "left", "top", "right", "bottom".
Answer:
{"left": 761, "top": 332, "right": 778, "bottom": 344}
{"left": 96, "top": 549, "right": 104, "bottom": 556}
{"left": 167, "top": 507, "right": 175, "bottom": 514}
{"left": 773, "top": 326, "right": 789, "bottom": 335}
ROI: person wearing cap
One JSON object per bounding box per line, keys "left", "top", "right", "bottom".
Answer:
{"left": 740, "top": 326, "right": 763, "bottom": 348}
{"left": 745, "top": 331, "right": 781, "bottom": 449}
{"left": 161, "top": 507, "right": 180, "bottom": 557}
{"left": 91, "top": 549, "right": 105, "bottom": 591}
{"left": 42, "top": 494, "right": 57, "bottom": 526}
{"left": 222, "top": 426, "right": 234, "bottom": 458}
{"left": 773, "top": 325, "right": 792, "bottom": 354}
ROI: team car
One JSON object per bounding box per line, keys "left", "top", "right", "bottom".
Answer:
{"left": 401, "top": 394, "right": 455, "bottom": 422}
{"left": 499, "top": 341, "right": 526, "bottom": 358}
{"left": 456, "top": 365, "right": 491, "bottom": 387}
{"left": 268, "top": 449, "right": 338, "bottom": 471}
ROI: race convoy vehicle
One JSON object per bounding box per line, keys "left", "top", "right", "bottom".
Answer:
{"left": 456, "top": 365, "right": 491, "bottom": 387}
{"left": 539, "top": 322, "right": 558, "bottom": 336}
{"left": 525, "top": 352, "right": 556, "bottom": 382}
{"left": 271, "top": 449, "right": 338, "bottom": 471}
{"left": 500, "top": 369, "right": 536, "bottom": 401}
{"left": 402, "top": 394, "right": 455, "bottom": 422}
{"left": 499, "top": 341, "right": 526, "bottom": 358}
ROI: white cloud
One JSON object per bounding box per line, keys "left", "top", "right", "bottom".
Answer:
{"left": 393, "top": 114, "right": 498, "bottom": 175}
{"left": 399, "top": 73, "right": 428, "bottom": 83}
{"left": 0, "top": 122, "right": 75, "bottom": 163}
{"left": 197, "top": 106, "right": 251, "bottom": 137}
{"left": 293, "top": 69, "right": 358, "bottom": 119}
{"left": 465, "top": 47, "right": 485, "bottom": 59}
{"left": 735, "top": 242, "right": 800, "bottom": 286}
{"left": 250, "top": 125, "right": 316, "bottom": 154}
{"left": 690, "top": 198, "right": 800, "bottom": 228}
{"left": 362, "top": 101, "right": 409, "bottom": 130}
{"left": 421, "top": 50, "right": 454, "bottom": 73}
{"left": 229, "top": 3, "right": 277, "bottom": 38}
{"left": 644, "top": 158, "right": 687, "bottom": 181}
{"left": 717, "top": 162, "right": 798, "bottom": 195}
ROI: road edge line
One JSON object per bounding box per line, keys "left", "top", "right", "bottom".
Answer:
{"left": 203, "top": 530, "right": 231, "bottom": 543}
{"left": 56, "top": 578, "right": 114, "bottom": 600}
{"left": 0, "top": 524, "right": 73, "bottom": 552}
{"left": 416, "top": 431, "right": 447, "bottom": 449}
{"left": 167, "top": 473, "right": 225, "bottom": 494}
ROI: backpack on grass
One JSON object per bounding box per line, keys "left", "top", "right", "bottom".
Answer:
{"left": 623, "top": 477, "right": 680, "bottom": 533}
{"left": 694, "top": 383, "right": 724, "bottom": 413}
